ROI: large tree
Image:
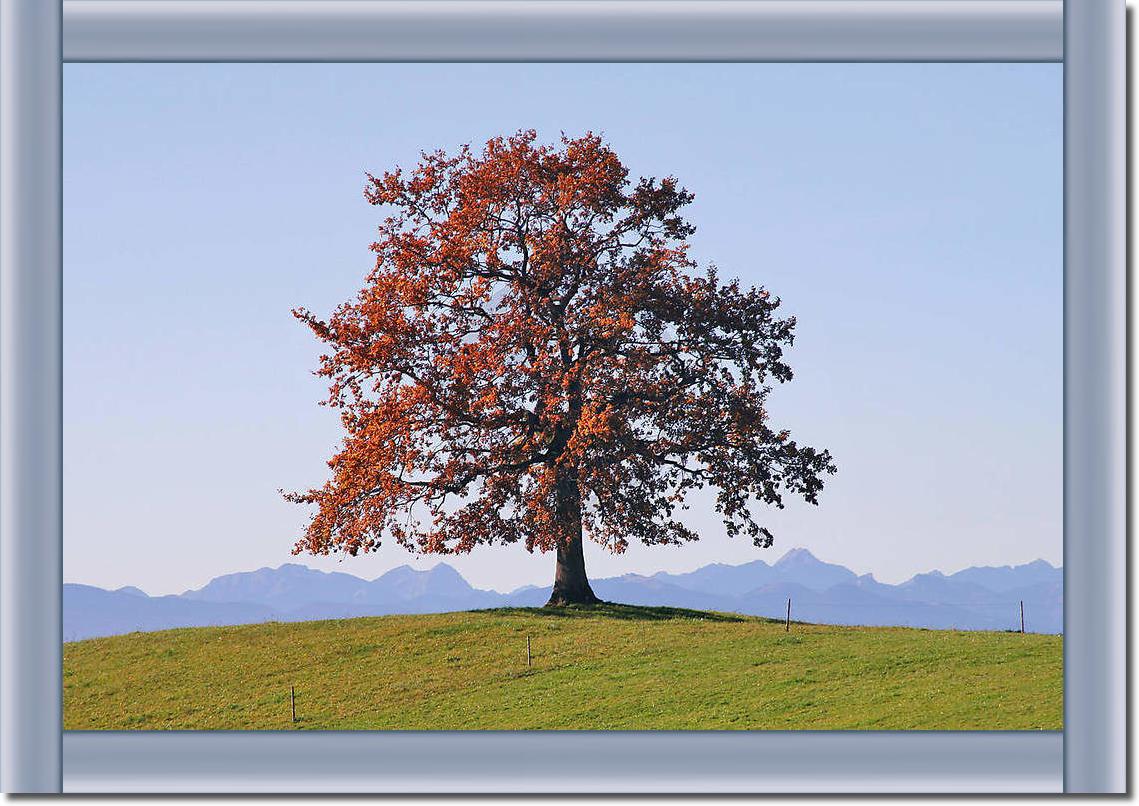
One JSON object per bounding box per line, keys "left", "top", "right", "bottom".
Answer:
{"left": 288, "top": 131, "right": 835, "bottom": 606}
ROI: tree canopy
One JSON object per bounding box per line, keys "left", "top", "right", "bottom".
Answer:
{"left": 288, "top": 130, "right": 835, "bottom": 604}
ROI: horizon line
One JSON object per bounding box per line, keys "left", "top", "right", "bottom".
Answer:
{"left": 66, "top": 547, "right": 1064, "bottom": 599}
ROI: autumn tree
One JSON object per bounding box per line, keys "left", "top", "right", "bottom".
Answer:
{"left": 288, "top": 130, "right": 835, "bottom": 606}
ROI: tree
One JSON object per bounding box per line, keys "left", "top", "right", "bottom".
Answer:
{"left": 287, "top": 130, "right": 835, "bottom": 606}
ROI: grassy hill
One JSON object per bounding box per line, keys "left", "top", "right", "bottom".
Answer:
{"left": 64, "top": 604, "right": 1062, "bottom": 731}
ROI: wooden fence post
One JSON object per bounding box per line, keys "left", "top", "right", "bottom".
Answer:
{"left": 785, "top": 598, "right": 791, "bottom": 632}
{"left": 291, "top": 685, "right": 296, "bottom": 723}
{"left": 1020, "top": 601, "right": 1025, "bottom": 634}
{"left": 526, "top": 635, "right": 532, "bottom": 667}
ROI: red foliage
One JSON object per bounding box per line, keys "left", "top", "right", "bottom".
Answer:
{"left": 288, "top": 131, "right": 835, "bottom": 568}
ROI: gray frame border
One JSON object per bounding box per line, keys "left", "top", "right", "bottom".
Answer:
{"left": 0, "top": 0, "right": 1123, "bottom": 794}
{"left": 0, "top": 0, "right": 62, "bottom": 794}
{"left": 61, "top": 0, "right": 1063, "bottom": 62}
{"left": 1063, "top": 0, "right": 1126, "bottom": 793}
{"left": 62, "top": 731, "right": 1062, "bottom": 794}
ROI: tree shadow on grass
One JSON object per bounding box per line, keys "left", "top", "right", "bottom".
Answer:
{"left": 474, "top": 603, "right": 755, "bottom": 623}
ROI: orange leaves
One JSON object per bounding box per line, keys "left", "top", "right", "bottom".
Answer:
{"left": 286, "top": 130, "right": 836, "bottom": 564}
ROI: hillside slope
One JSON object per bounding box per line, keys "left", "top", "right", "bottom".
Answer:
{"left": 64, "top": 605, "right": 1062, "bottom": 731}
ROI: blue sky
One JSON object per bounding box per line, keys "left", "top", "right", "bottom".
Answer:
{"left": 63, "top": 63, "right": 1061, "bottom": 595}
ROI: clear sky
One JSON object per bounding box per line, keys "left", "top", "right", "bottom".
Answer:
{"left": 63, "top": 63, "right": 1062, "bottom": 595}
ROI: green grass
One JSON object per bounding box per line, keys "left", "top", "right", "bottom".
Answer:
{"left": 63, "top": 604, "right": 1062, "bottom": 731}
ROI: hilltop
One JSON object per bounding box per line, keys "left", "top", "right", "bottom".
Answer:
{"left": 64, "top": 604, "right": 1062, "bottom": 731}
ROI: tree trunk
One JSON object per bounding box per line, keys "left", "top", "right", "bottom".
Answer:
{"left": 545, "top": 470, "right": 601, "bottom": 607}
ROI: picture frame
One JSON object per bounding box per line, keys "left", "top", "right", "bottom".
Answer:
{"left": 0, "top": 0, "right": 1123, "bottom": 793}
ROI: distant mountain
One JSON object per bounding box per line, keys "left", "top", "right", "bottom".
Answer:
{"left": 770, "top": 547, "right": 858, "bottom": 591}
{"left": 64, "top": 584, "right": 275, "bottom": 642}
{"left": 182, "top": 563, "right": 371, "bottom": 609}
{"left": 64, "top": 549, "right": 1063, "bottom": 640}
{"left": 947, "top": 559, "right": 1060, "bottom": 593}
{"left": 590, "top": 574, "right": 735, "bottom": 612}
{"left": 649, "top": 560, "right": 775, "bottom": 596}
{"left": 182, "top": 562, "right": 502, "bottom": 614}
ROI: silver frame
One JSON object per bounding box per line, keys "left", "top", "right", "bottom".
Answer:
{"left": 0, "top": 0, "right": 1123, "bottom": 794}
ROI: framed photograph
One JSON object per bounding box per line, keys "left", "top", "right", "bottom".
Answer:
{"left": 1, "top": 0, "right": 1124, "bottom": 794}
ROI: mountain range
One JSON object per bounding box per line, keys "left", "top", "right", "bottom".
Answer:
{"left": 64, "top": 548, "right": 1062, "bottom": 641}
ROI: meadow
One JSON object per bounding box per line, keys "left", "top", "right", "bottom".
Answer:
{"left": 64, "top": 604, "right": 1062, "bottom": 731}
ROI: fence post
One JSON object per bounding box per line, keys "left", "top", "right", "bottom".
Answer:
{"left": 785, "top": 598, "right": 791, "bottom": 632}
{"left": 1020, "top": 601, "right": 1025, "bottom": 634}
{"left": 291, "top": 685, "right": 296, "bottom": 723}
{"left": 526, "top": 635, "right": 531, "bottom": 667}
